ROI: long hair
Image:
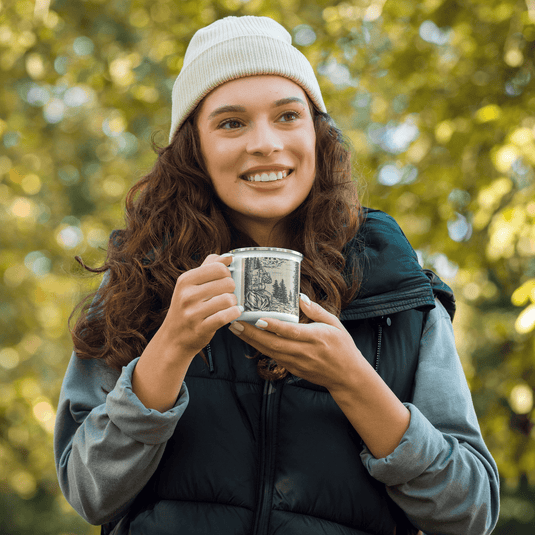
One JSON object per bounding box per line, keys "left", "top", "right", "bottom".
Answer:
{"left": 69, "top": 104, "right": 364, "bottom": 381}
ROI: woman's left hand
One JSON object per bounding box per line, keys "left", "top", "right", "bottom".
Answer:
{"left": 229, "top": 294, "right": 411, "bottom": 459}
{"left": 228, "top": 294, "right": 362, "bottom": 390}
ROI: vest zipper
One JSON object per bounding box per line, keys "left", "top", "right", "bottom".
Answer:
{"left": 253, "top": 379, "right": 277, "bottom": 535}
{"left": 374, "top": 316, "right": 391, "bottom": 372}
{"left": 206, "top": 342, "right": 214, "bottom": 373}
{"left": 375, "top": 325, "right": 382, "bottom": 372}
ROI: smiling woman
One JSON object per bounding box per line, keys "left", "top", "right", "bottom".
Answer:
{"left": 196, "top": 75, "right": 317, "bottom": 248}
{"left": 55, "top": 15, "right": 499, "bottom": 535}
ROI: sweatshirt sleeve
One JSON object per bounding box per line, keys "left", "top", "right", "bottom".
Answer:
{"left": 360, "top": 299, "right": 500, "bottom": 535}
{"left": 54, "top": 351, "right": 189, "bottom": 525}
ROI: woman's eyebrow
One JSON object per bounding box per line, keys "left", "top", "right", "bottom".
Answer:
{"left": 207, "top": 105, "right": 246, "bottom": 120}
{"left": 207, "top": 97, "right": 306, "bottom": 120}
{"left": 273, "top": 97, "right": 306, "bottom": 107}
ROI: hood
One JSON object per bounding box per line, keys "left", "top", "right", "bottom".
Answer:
{"left": 340, "top": 208, "right": 456, "bottom": 322}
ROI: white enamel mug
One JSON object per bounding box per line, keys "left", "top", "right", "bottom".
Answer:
{"left": 221, "top": 247, "right": 303, "bottom": 324}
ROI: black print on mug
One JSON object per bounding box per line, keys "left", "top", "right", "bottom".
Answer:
{"left": 243, "top": 257, "right": 299, "bottom": 315}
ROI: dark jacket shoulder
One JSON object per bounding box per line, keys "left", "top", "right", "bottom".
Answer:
{"left": 341, "top": 208, "right": 455, "bottom": 322}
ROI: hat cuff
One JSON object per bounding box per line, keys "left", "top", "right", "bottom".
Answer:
{"left": 169, "top": 35, "right": 326, "bottom": 142}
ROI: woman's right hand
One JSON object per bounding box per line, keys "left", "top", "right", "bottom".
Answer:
{"left": 160, "top": 254, "right": 242, "bottom": 358}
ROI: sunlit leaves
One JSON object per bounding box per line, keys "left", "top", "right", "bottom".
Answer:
{"left": 1, "top": 0, "right": 535, "bottom": 532}
{"left": 515, "top": 305, "right": 535, "bottom": 334}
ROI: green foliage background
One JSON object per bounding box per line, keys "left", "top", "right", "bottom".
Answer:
{"left": 1, "top": 0, "right": 534, "bottom": 533}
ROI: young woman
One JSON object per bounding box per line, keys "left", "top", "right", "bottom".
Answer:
{"left": 54, "top": 15, "right": 500, "bottom": 535}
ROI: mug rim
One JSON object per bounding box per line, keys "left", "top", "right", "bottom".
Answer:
{"left": 227, "top": 246, "right": 303, "bottom": 259}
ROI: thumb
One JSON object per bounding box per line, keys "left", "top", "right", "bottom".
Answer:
{"left": 299, "top": 294, "right": 343, "bottom": 329}
{"left": 299, "top": 293, "right": 312, "bottom": 307}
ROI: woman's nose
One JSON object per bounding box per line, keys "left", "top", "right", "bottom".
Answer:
{"left": 245, "top": 123, "right": 283, "bottom": 156}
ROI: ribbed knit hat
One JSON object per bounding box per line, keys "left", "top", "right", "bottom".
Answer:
{"left": 169, "top": 16, "right": 327, "bottom": 143}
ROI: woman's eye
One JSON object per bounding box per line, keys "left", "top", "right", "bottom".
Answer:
{"left": 279, "top": 111, "right": 301, "bottom": 122}
{"left": 219, "top": 119, "right": 243, "bottom": 130}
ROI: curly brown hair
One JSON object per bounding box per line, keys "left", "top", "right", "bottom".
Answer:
{"left": 69, "top": 104, "right": 364, "bottom": 381}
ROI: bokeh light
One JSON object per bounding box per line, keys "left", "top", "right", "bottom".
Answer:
{"left": 44, "top": 98, "right": 66, "bottom": 123}
{"left": 419, "top": 20, "right": 452, "bottom": 45}
{"left": 73, "top": 36, "right": 94, "bottom": 56}
{"left": 509, "top": 384, "right": 534, "bottom": 414}
{"left": 56, "top": 225, "right": 84, "bottom": 249}
{"left": 24, "top": 251, "right": 52, "bottom": 277}
{"left": 1, "top": 1, "right": 535, "bottom": 532}
{"left": 0, "top": 348, "right": 20, "bottom": 370}
{"left": 293, "top": 25, "right": 316, "bottom": 46}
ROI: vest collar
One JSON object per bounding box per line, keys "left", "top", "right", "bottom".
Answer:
{"left": 340, "top": 208, "right": 455, "bottom": 322}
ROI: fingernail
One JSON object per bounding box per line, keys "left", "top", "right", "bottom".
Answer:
{"left": 255, "top": 319, "right": 268, "bottom": 330}
{"left": 238, "top": 305, "right": 245, "bottom": 313}
{"left": 228, "top": 325, "right": 241, "bottom": 336}
{"left": 300, "top": 293, "right": 311, "bottom": 305}
{"left": 229, "top": 321, "right": 244, "bottom": 333}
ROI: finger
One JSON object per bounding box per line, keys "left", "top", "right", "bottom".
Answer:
{"left": 193, "top": 258, "right": 233, "bottom": 285}
{"left": 201, "top": 253, "right": 221, "bottom": 266}
{"left": 198, "top": 281, "right": 237, "bottom": 308}
{"left": 299, "top": 294, "right": 343, "bottom": 329}
{"left": 220, "top": 254, "right": 233, "bottom": 266}
{"left": 230, "top": 320, "right": 309, "bottom": 361}
{"left": 253, "top": 317, "right": 315, "bottom": 343}
{"left": 230, "top": 321, "right": 296, "bottom": 358}
{"left": 203, "top": 300, "right": 243, "bottom": 328}
{"left": 201, "top": 253, "right": 233, "bottom": 267}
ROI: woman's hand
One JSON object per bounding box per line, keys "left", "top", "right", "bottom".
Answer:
{"left": 228, "top": 294, "right": 411, "bottom": 459}
{"left": 228, "top": 294, "right": 362, "bottom": 390}
{"left": 161, "top": 254, "right": 243, "bottom": 358}
{"left": 133, "top": 254, "right": 240, "bottom": 412}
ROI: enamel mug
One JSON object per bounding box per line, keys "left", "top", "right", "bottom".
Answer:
{"left": 222, "top": 247, "right": 303, "bottom": 324}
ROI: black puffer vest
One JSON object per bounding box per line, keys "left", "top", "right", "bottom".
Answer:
{"left": 108, "top": 209, "right": 455, "bottom": 535}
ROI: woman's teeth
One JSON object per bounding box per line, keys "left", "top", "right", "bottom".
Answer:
{"left": 243, "top": 170, "right": 288, "bottom": 182}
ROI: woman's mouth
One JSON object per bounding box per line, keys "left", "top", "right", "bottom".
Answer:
{"left": 240, "top": 169, "right": 293, "bottom": 182}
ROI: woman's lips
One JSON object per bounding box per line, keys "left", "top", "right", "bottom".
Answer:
{"left": 240, "top": 171, "right": 292, "bottom": 189}
{"left": 240, "top": 169, "right": 293, "bottom": 182}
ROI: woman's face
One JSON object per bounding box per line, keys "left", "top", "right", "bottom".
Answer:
{"left": 196, "top": 75, "right": 316, "bottom": 243}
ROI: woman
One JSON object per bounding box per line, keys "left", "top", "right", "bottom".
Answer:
{"left": 54, "top": 16, "right": 500, "bottom": 535}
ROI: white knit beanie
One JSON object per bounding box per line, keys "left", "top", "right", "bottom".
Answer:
{"left": 169, "top": 15, "right": 327, "bottom": 143}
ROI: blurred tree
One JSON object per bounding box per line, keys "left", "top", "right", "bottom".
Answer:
{"left": 0, "top": 0, "right": 534, "bottom": 533}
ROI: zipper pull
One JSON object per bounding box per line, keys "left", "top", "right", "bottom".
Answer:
{"left": 377, "top": 315, "right": 391, "bottom": 327}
